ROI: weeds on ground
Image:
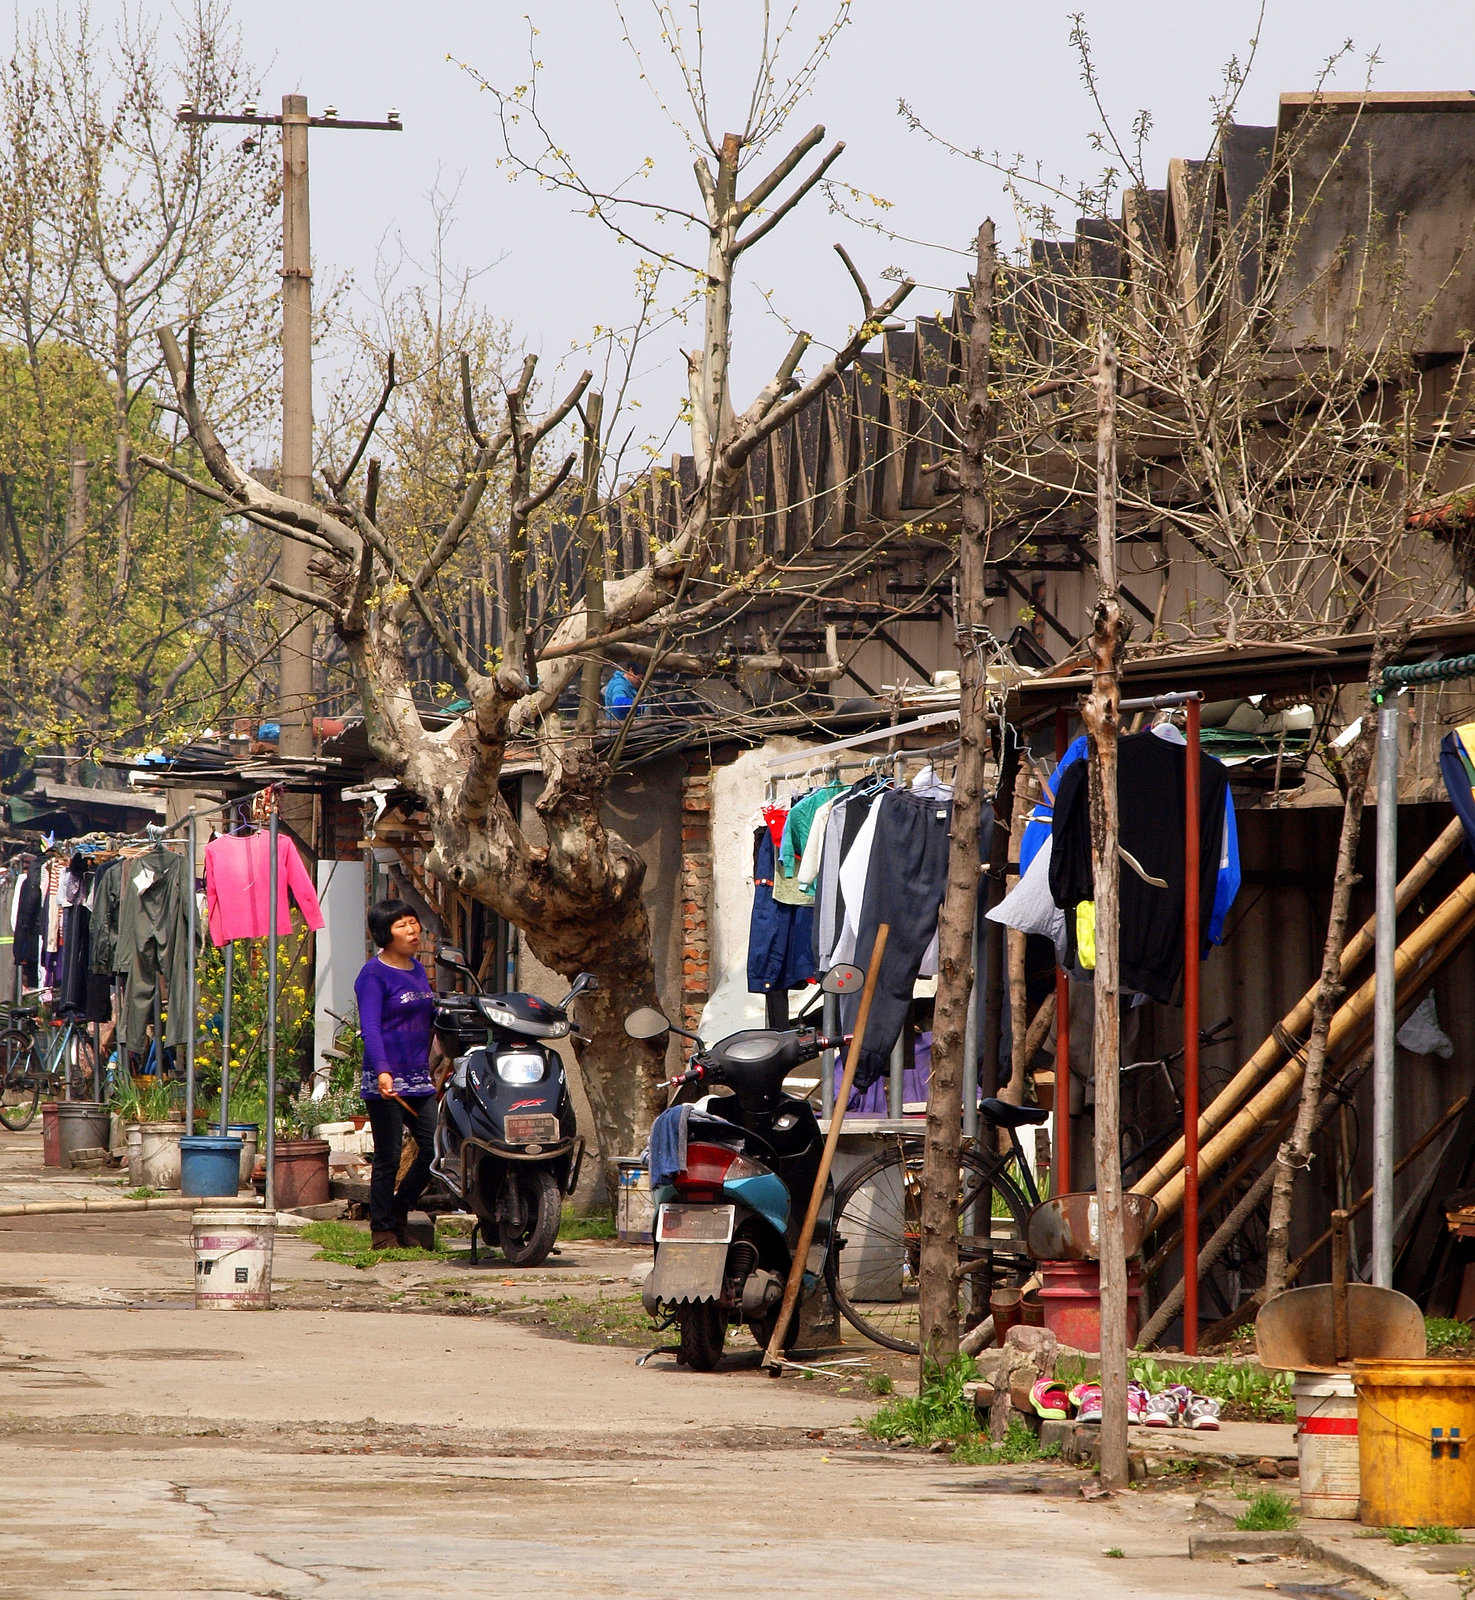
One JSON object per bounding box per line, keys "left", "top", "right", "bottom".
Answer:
{"left": 1103, "top": 1548, "right": 1124, "bottom": 1559}
{"left": 123, "top": 1187, "right": 161, "bottom": 1200}
{"left": 1129, "top": 1356, "right": 1294, "bottom": 1422}
{"left": 1055, "top": 1355, "right": 1088, "bottom": 1391}
{"left": 865, "top": 1372, "right": 894, "bottom": 1397}
{"left": 951, "top": 1417, "right": 1062, "bottom": 1466}
{"left": 558, "top": 1207, "right": 616, "bottom": 1241}
{"left": 301, "top": 1219, "right": 455, "bottom": 1269}
{"left": 864, "top": 1353, "right": 979, "bottom": 1446}
{"left": 1425, "top": 1317, "right": 1474, "bottom": 1356}
{"left": 1234, "top": 1490, "right": 1297, "bottom": 1531}
{"left": 1384, "top": 1525, "right": 1463, "bottom": 1546}
{"left": 530, "top": 1292, "right": 654, "bottom": 1347}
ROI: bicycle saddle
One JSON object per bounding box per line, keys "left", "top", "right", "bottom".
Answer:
{"left": 979, "top": 1096, "right": 1049, "bottom": 1129}
{"left": 8, "top": 1005, "right": 39, "bottom": 1019}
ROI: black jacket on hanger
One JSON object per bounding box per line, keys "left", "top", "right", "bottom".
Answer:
{"left": 1049, "top": 729, "right": 1228, "bottom": 1005}
{"left": 13, "top": 864, "right": 41, "bottom": 987}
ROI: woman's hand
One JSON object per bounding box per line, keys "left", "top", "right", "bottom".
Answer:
{"left": 377, "top": 1071, "right": 395, "bottom": 1098}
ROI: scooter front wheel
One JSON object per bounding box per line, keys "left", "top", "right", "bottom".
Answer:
{"left": 676, "top": 1300, "right": 726, "bottom": 1370}
{"left": 498, "top": 1168, "right": 562, "bottom": 1266}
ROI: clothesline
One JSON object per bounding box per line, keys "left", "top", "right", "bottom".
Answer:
{"left": 763, "top": 708, "right": 960, "bottom": 770}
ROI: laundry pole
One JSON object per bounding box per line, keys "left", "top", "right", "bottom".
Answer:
{"left": 1372, "top": 696, "right": 1399, "bottom": 1287}
{"left": 1053, "top": 709, "right": 1071, "bottom": 1195}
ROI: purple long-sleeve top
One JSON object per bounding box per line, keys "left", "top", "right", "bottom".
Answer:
{"left": 354, "top": 956, "right": 435, "bottom": 1098}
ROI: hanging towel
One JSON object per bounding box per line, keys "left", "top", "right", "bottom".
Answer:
{"left": 204, "top": 831, "right": 325, "bottom": 947}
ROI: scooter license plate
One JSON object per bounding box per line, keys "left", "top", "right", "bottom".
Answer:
{"left": 655, "top": 1203, "right": 735, "bottom": 1244}
{"left": 504, "top": 1114, "right": 560, "bottom": 1145}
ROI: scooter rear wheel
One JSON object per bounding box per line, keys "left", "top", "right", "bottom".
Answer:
{"left": 676, "top": 1300, "right": 726, "bottom": 1370}
{"left": 497, "top": 1168, "right": 562, "bottom": 1266}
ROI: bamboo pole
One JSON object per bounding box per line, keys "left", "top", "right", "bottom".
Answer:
{"left": 1133, "top": 817, "right": 1465, "bottom": 1200}
{"left": 762, "top": 925, "right": 889, "bottom": 1373}
{"left": 1147, "top": 877, "right": 1475, "bottom": 1226}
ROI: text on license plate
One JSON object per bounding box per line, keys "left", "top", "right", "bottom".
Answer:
{"left": 656, "top": 1203, "right": 735, "bottom": 1244}
{"left": 504, "top": 1114, "right": 559, "bottom": 1145}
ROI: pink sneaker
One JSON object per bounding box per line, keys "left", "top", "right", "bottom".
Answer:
{"left": 1070, "top": 1382, "right": 1103, "bottom": 1423}
{"left": 1127, "top": 1380, "right": 1149, "bottom": 1424}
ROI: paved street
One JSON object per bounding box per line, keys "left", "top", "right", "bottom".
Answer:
{"left": 0, "top": 1132, "right": 1463, "bottom": 1597}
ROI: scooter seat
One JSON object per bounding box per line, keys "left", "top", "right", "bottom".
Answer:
{"left": 979, "top": 1097, "right": 1049, "bottom": 1130}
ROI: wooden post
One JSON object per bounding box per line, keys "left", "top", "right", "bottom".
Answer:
{"left": 1082, "top": 328, "right": 1129, "bottom": 1490}
{"left": 918, "top": 220, "right": 996, "bottom": 1364}
{"left": 762, "top": 927, "right": 890, "bottom": 1372}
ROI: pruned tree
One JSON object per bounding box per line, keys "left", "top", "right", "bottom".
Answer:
{"left": 148, "top": 0, "right": 914, "bottom": 1166}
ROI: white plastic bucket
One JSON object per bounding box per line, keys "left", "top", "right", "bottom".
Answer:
{"left": 616, "top": 1159, "right": 654, "bottom": 1243}
{"left": 1294, "top": 1369, "right": 1360, "bottom": 1518}
{"left": 138, "top": 1122, "right": 183, "bottom": 1190}
{"left": 191, "top": 1209, "right": 276, "bottom": 1310}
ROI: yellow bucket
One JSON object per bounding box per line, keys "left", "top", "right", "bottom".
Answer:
{"left": 1353, "top": 1359, "right": 1475, "bottom": 1527}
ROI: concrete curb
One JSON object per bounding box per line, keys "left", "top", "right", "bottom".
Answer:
{"left": 0, "top": 1194, "right": 260, "bottom": 1217}
{"left": 1194, "top": 1493, "right": 1428, "bottom": 1591}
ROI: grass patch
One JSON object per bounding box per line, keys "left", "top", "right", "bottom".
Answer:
{"left": 864, "top": 1353, "right": 980, "bottom": 1447}
{"left": 865, "top": 1372, "right": 894, "bottom": 1397}
{"left": 559, "top": 1206, "right": 617, "bottom": 1241}
{"left": 1425, "top": 1317, "right": 1475, "bottom": 1357}
{"left": 950, "top": 1416, "right": 1062, "bottom": 1466}
{"left": 1385, "top": 1525, "right": 1463, "bottom": 1546}
{"left": 1235, "top": 1490, "right": 1297, "bottom": 1532}
{"left": 1129, "top": 1356, "right": 1294, "bottom": 1422}
{"left": 1104, "top": 1548, "right": 1124, "bottom": 1559}
{"left": 123, "top": 1187, "right": 161, "bottom": 1200}
{"left": 301, "top": 1219, "right": 456, "bottom": 1269}
{"left": 531, "top": 1292, "right": 654, "bottom": 1346}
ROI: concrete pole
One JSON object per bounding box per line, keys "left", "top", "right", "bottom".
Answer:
{"left": 1372, "top": 700, "right": 1399, "bottom": 1286}
{"left": 278, "top": 94, "right": 315, "bottom": 766}
{"left": 266, "top": 804, "right": 280, "bottom": 1213}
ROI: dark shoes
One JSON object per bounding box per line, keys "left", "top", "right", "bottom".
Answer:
{"left": 371, "top": 1230, "right": 399, "bottom": 1251}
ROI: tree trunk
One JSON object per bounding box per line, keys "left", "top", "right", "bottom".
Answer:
{"left": 1262, "top": 708, "right": 1376, "bottom": 1293}
{"left": 1083, "top": 329, "right": 1129, "bottom": 1491}
{"left": 918, "top": 220, "right": 996, "bottom": 1367}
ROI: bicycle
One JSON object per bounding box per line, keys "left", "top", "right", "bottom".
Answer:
{"left": 0, "top": 1005, "right": 100, "bottom": 1131}
{"left": 826, "top": 1096, "right": 1047, "bottom": 1355}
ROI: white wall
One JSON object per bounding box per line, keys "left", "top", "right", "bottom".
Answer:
{"left": 699, "top": 736, "right": 819, "bottom": 1040}
{"left": 313, "top": 859, "right": 367, "bottom": 1086}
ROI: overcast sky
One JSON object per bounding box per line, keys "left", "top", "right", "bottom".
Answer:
{"left": 43, "top": 0, "right": 1475, "bottom": 454}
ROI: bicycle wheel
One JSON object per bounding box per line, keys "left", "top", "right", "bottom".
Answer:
{"left": 0, "top": 1029, "right": 40, "bottom": 1131}
{"left": 63, "top": 1028, "right": 98, "bottom": 1101}
{"left": 827, "top": 1143, "right": 1034, "bottom": 1355}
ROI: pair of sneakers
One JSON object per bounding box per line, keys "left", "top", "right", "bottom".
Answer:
{"left": 1029, "top": 1378, "right": 1103, "bottom": 1422}
{"left": 1140, "top": 1383, "right": 1220, "bottom": 1430}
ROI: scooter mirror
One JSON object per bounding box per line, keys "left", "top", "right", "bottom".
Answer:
{"left": 436, "top": 946, "right": 469, "bottom": 969}
{"left": 821, "top": 963, "right": 864, "bottom": 995}
{"left": 624, "top": 1006, "right": 671, "bottom": 1041}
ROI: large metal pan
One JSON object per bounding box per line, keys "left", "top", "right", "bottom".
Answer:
{"left": 1025, "top": 1191, "right": 1159, "bottom": 1262}
{"left": 1255, "top": 1283, "right": 1426, "bottom": 1372}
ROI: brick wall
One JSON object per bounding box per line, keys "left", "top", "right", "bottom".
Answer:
{"left": 679, "top": 758, "right": 713, "bottom": 1031}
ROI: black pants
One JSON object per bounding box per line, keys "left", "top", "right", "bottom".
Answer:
{"left": 365, "top": 1093, "right": 437, "bottom": 1233}
{"left": 849, "top": 790, "right": 954, "bottom": 1091}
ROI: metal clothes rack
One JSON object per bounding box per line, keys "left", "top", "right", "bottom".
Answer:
{"left": 1371, "top": 653, "right": 1475, "bottom": 1286}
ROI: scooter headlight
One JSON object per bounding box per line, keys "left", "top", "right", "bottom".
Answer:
{"left": 495, "top": 1050, "right": 547, "bottom": 1085}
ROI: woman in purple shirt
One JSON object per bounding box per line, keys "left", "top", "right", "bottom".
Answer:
{"left": 355, "top": 899, "right": 437, "bottom": 1249}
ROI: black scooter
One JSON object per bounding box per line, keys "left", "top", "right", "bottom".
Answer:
{"left": 430, "top": 946, "right": 592, "bottom": 1266}
{"left": 626, "top": 962, "right": 861, "bottom": 1370}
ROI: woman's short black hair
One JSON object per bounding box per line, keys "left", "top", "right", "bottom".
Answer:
{"left": 368, "top": 898, "right": 420, "bottom": 949}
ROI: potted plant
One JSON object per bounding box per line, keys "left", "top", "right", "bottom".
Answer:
{"left": 110, "top": 1078, "right": 145, "bottom": 1187}
{"left": 271, "top": 1085, "right": 331, "bottom": 1210}
{"left": 135, "top": 1077, "right": 185, "bottom": 1190}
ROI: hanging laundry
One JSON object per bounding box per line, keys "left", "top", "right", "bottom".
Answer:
{"left": 1048, "top": 728, "right": 1229, "bottom": 1005}
{"left": 13, "top": 862, "right": 41, "bottom": 988}
{"left": 747, "top": 824, "right": 816, "bottom": 993}
{"left": 847, "top": 789, "right": 955, "bottom": 1091}
{"left": 89, "top": 858, "right": 126, "bottom": 975}
{"left": 116, "top": 846, "right": 192, "bottom": 1051}
{"left": 1440, "top": 725, "right": 1475, "bottom": 867}
{"left": 204, "top": 830, "right": 325, "bottom": 948}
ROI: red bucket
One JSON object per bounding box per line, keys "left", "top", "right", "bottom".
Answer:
{"left": 1037, "top": 1258, "right": 1143, "bottom": 1352}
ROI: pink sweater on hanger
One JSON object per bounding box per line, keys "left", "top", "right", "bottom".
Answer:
{"left": 204, "top": 832, "right": 325, "bottom": 947}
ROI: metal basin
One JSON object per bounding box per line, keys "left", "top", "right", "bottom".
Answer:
{"left": 1025, "top": 1191, "right": 1159, "bottom": 1261}
{"left": 1255, "top": 1283, "right": 1427, "bottom": 1372}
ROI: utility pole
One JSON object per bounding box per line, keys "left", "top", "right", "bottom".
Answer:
{"left": 176, "top": 94, "right": 402, "bottom": 767}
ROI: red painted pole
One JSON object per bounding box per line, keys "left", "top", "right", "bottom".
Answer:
{"left": 1182, "top": 697, "right": 1202, "bottom": 1354}
{"left": 1055, "top": 709, "right": 1071, "bottom": 1196}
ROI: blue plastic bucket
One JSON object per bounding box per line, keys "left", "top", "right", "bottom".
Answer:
{"left": 179, "top": 1135, "right": 244, "bottom": 1198}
